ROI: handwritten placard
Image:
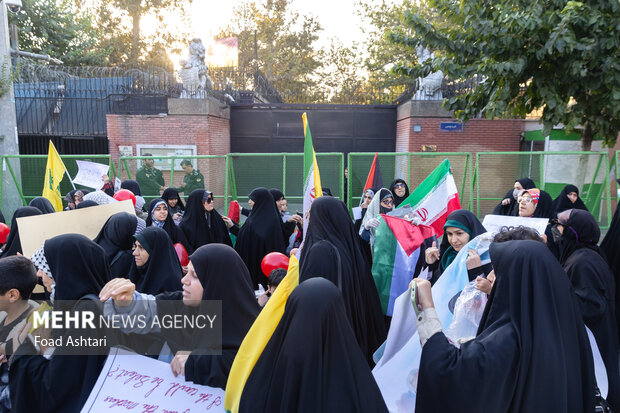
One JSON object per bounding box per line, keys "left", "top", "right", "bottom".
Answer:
{"left": 72, "top": 160, "right": 110, "bottom": 189}
{"left": 81, "top": 347, "right": 225, "bottom": 413}
{"left": 482, "top": 214, "right": 549, "bottom": 235}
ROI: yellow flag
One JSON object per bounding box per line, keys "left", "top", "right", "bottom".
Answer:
{"left": 224, "top": 255, "right": 300, "bottom": 413}
{"left": 42, "top": 141, "right": 67, "bottom": 212}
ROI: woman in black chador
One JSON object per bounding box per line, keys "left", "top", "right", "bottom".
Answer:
{"left": 180, "top": 189, "right": 232, "bottom": 252}
{"left": 413, "top": 240, "right": 595, "bottom": 412}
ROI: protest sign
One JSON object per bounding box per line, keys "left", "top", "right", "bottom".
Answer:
{"left": 72, "top": 160, "right": 110, "bottom": 189}
{"left": 81, "top": 347, "right": 225, "bottom": 413}
{"left": 482, "top": 214, "right": 548, "bottom": 235}
{"left": 17, "top": 200, "right": 134, "bottom": 257}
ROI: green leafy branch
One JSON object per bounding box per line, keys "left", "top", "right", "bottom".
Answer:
{"left": 0, "top": 57, "right": 19, "bottom": 98}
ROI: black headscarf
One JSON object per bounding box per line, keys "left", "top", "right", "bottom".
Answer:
{"left": 239, "top": 278, "right": 388, "bottom": 412}
{"left": 184, "top": 244, "right": 260, "bottom": 388}
{"left": 28, "top": 197, "right": 55, "bottom": 214}
{"left": 10, "top": 234, "right": 110, "bottom": 413}
{"left": 389, "top": 178, "right": 410, "bottom": 207}
{"left": 146, "top": 198, "right": 193, "bottom": 253}
{"left": 416, "top": 240, "right": 595, "bottom": 412}
{"left": 129, "top": 227, "right": 183, "bottom": 295}
{"left": 601, "top": 203, "right": 620, "bottom": 345}
{"left": 493, "top": 177, "right": 537, "bottom": 216}
{"left": 268, "top": 188, "right": 284, "bottom": 203}
{"left": 76, "top": 200, "right": 98, "bottom": 209}
{"left": 162, "top": 187, "right": 185, "bottom": 212}
{"left": 93, "top": 212, "right": 137, "bottom": 278}
{"left": 558, "top": 209, "right": 620, "bottom": 409}
{"left": 0, "top": 206, "right": 42, "bottom": 258}
{"left": 121, "top": 179, "right": 142, "bottom": 196}
{"left": 179, "top": 190, "right": 231, "bottom": 251}
{"left": 235, "top": 188, "right": 286, "bottom": 289}
{"left": 436, "top": 209, "right": 487, "bottom": 274}
{"left": 300, "top": 196, "right": 386, "bottom": 365}
{"left": 552, "top": 184, "right": 588, "bottom": 216}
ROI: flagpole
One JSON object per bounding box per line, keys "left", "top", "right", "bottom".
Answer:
{"left": 65, "top": 169, "right": 76, "bottom": 190}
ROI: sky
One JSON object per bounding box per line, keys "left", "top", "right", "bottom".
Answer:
{"left": 140, "top": 0, "right": 373, "bottom": 69}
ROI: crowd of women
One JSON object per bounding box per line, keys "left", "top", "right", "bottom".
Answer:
{"left": 0, "top": 175, "right": 618, "bottom": 412}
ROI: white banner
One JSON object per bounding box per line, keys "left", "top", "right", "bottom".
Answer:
{"left": 72, "top": 161, "right": 110, "bottom": 189}
{"left": 81, "top": 347, "right": 225, "bottom": 413}
{"left": 482, "top": 214, "right": 549, "bottom": 235}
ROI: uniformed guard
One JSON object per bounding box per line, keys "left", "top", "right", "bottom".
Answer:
{"left": 136, "top": 153, "right": 165, "bottom": 196}
{"left": 177, "top": 159, "right": 205, "bottom": 194}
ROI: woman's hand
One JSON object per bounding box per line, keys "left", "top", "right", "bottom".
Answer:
{"left": 412, "top": 278, "right": 434, "bottom": 310}
{"left": 501, "top": 198, "right": 511, "bottom": 205}
{"left": 425, "top": 241, "right": 440, "bottom": 265}
{"left": 465, "top": 249, "right": 481, "bottom": 270}
{"left": 170, "top": 351, "right": 191, "bottom": 377}
{"left": 99, "top": 278, "right": 136, "bottom": 307}
{"left": 287, "top": 215, "right": 302, "bottom": 225}
{"left": 475, "top": 276, "right": 493, "bottom": 294}
{"left": 221, "top": 216, "right": 234, "bottom": 229}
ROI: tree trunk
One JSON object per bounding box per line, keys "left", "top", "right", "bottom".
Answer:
{"left": 575, "top": 121, "right": 593, "bottom": 193}
{"left": 128, "top": 5, "right": 141, "bottom": 64}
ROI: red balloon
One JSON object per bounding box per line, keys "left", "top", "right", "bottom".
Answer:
{"left": 113, "top": 189, "right": 136, "bottom": 206}
{"left": 174, "top": 243, "right": 190, "bottom": 266}
{"left": 261, "top": 252, "right": 289, "bottom": 277}
{"left": 0, "top": 223, "right": 9, "bottom": 244}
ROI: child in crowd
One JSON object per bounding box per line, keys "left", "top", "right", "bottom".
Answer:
{"left": 258, "top": 268, "right": 287, "bottom": 307}
{"left": 0, "top": 256, "right": 39, "bottom": 413}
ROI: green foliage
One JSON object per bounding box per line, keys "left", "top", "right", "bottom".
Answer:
{"left": 8, "top": 0, "right": 108, "bottom": 66}
{"left": 0, "top": 57, "right": 19, "bottom": 97}
{"left": 219, "top": 0, "right": 323, "bottom": 98}
{"left": 356, "top": 0, "right": 418, "bottom": 91}
{"left": 392, "top": 0, "right": 620, "bottom": 146}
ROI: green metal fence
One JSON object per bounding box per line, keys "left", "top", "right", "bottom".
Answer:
{"left": 2, "top": 151, "right": 617, "bottom": 228}
{"left": 347, "top": 152, "right": 474, "bottom": 211}
{"left": 227, "top": 153, "right": 345, "bottom": 215}
{"left": 0, "top": 154, "right": 116, "bottom": 209}
{"left": 475, "top": 151, "right": 612, "bottom": 227}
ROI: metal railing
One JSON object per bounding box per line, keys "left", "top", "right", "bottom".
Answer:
{"left": 0, "top": 154, "right": 117, "bottom": 208}
{"left": 2, "top": 151, "right": 617, "bottom": 228}
{"left": 347, "top": 152, "right": 474, "bottom": 211}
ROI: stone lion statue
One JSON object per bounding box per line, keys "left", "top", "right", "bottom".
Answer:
{"left": 414, "top": 45, "right": 443, "bottom": 100}
{"left": 179, "top": 38, "right": 212, "bottom": 98}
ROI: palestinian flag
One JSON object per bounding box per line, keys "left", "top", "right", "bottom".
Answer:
{"left": 397, "top": 159, "right": 461, "bottom": 236}
{"left": 363, "top": 153, "right": 383, "bottom": 192}
{"left": 302, "top": 112, "right": 322, "bottom": 237}
{"left": 372, "top": 215, "right": 436, "bottom": 315}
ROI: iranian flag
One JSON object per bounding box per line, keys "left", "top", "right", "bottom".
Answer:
{"left": 398, "top": 158, "right": 461, "bottom": 236}
{"left": 371, "top": 159, "right": 461, "bottom": 315}
{"left": 302, "top": 112, "right": 322, "bottom": 237}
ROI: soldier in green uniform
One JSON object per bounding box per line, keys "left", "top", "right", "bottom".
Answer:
{"left": 136, "top": 153, "right": 165, "bottom": 196}
{"left": 177, "top": 159, "right": 205, "bottom": 194}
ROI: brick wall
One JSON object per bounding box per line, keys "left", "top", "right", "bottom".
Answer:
{"left": 106, "top": 113, "right": 230, "bottom": 202}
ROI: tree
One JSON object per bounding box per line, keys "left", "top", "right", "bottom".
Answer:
{"left": 86, "top": 0, "right": 190, "bottom": 66}
{"left": 391, "top": 0, "right": 620, "bottom": 148}
{"left": 356, "top": 0, "right": 417, "bottom": 93}
{"left": 219, "top": 0, "right": 323, "bottom": 100}
{"left": 9, "top": 0, "right": 107, "bottom": 66}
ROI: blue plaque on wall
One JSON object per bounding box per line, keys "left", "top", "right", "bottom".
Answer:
{"left": 440, "top": 122, "right": 463, "bottom": 132}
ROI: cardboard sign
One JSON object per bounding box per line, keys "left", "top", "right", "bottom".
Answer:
{"left": 481, "top": 214, "right": 549, "bottom": 235}
{"left": 17, "top": 200, "right": 135, "bottom": 257}
{"left": 81, "top": 347, "right": 225, "bottom": 413}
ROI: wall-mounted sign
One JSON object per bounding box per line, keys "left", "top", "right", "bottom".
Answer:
{"left": 440, "top": 122, "right": 463, "bottom": 132}
{"left": 135, "top": 144, "right": 197, "bottom": 171}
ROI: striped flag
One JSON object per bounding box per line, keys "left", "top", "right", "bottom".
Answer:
{"left": 371, "top": 159, "right": 461, "bottom": 315}
{"left": 302, "top": 113, "right": 322, "bottom": 237}
{"left": 42, "top": 140, "right": 68, "bottom": 212}
{"left": 363, "top": 153, "right": 383, "bottom": 192}
{"left": 372, "top": 216, "right": 435, "bottom": 315}
{"left": 398, "top": 159, "right": 461, "bottom": 236}
{"left": 224, "top": 255, "right": 300, "bottom": 413}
